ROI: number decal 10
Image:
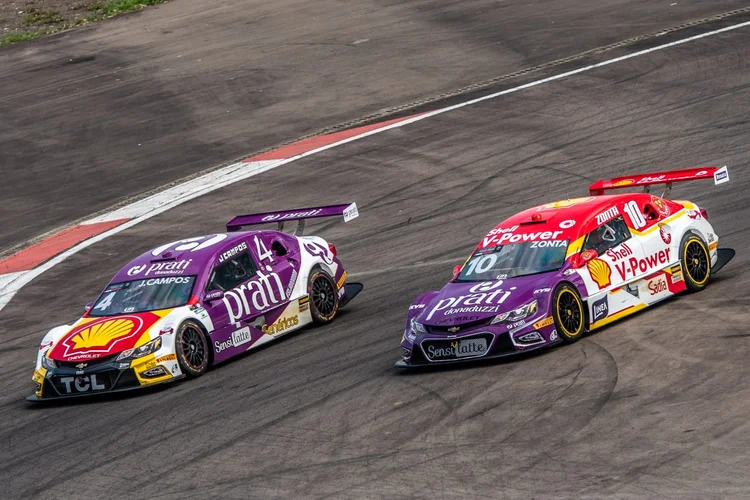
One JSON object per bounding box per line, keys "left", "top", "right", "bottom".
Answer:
{"left": 623, "top": 201, "right": 646, "bottom": 229}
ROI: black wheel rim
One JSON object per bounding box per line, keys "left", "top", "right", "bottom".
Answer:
{"left": 686, "top": 240, "right": 709, "bottom": 283}
{"left": 312, "top": 275, "right": 336, "bottom": 316}
{"left": 180, "top": 325, "right": 206, "bottom": 370}
{"left": 558, "top": 291, "right": 582, "bottom": 336}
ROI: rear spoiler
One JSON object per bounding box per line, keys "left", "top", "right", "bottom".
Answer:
{"left": 589, "top": 166, "right": 729, "bottom": 198}
{"left": 226, "top": 202, "right": 359, "bottom": 235}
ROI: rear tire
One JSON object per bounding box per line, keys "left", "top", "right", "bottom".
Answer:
{"left": 681, "top": 233, "right": 711, "bottom": 292}
{"left": 308, "top": 269, "right": 339, "bottom": 324}
{"left": 551, "top": 284, "right": 586, "bottom": 344}
{"left": 176, "top": 320, "right": 209, "bottom": 377}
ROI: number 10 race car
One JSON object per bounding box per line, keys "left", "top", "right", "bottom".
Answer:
{"left": 397, "top": 167, "right": 734, "bottom": 367}
{"left": 29, "top": 203, "right": 363, "bottom": 401}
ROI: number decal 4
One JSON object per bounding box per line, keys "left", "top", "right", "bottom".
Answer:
{"left": 94, "top": 292, "right": 115, "bottom": 311}
{"left": 254, "top": 235, "right": 274, "bottom": 263}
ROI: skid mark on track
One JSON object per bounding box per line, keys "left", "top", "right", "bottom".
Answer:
{"left": 348, "top": 258, "right": 463, "bottom": 278}
{"left": 3, "top": 17, "right": 750, "bottom": 315}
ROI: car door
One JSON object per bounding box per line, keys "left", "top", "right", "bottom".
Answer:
{"left": 208, "top": 246, "right": 294, "bottom": 322}
{"left": 582, "top": 213, "right": 644, "bottom": 293}
{"left": 619, "top": 195, "right": 676, "bottom": 278}
{"left": 202, "top": 245, "right": 290, "bottom": 362}
{"left": 620, "top": 194, "right": 681, "bottom": 303}
{"left": 580, "top": 211, "right": 649, "bottom": 325}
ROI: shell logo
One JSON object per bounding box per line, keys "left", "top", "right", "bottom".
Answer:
{"left": 652, "top": 196, "right": 670, "bottom": 216}
{"left": 60, "top": 315, "right": 145, "bottom": 358}
{"left": 71, "top": 319, "right": 136, "bottom": 349}
{"left": 540, "top": 197, "right": 594, "bottom": 209}
{"left": 613, "top": 179, "right": 634, "bottom": 187}
{"left": 587, "top": 258, "right": 612, "bottom": 289}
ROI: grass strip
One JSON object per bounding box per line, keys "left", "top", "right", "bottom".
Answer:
{"left": 1, "top": 0, "right": 166, "bottom": 47}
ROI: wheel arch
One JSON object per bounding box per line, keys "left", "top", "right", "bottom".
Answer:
{"left": 551, "top": 280, "right": 590, "bottom": 333}
{"left": 177, "top": 317, "right": 214, "bottom": 368}
{"left": 679, "top": 230, "right": 712, "bottom": 290}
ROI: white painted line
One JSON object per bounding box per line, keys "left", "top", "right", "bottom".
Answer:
{"left": 86, "top": 161, "right": 280, "bottom": 222}
{"left": 0, "top": 271, "right": 29, "bottom": 307}
{"left": 1, "top": 19, "right": 749, "bottom": 313}
{"left": 398, "top": 20, "right": 750, "bottom": 123}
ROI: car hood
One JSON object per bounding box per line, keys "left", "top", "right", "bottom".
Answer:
{"left": 415, "top": 274, "right": 556, "bottom": 326}
{"left": 47, "top": 310, "right": 169, "bottom": 362}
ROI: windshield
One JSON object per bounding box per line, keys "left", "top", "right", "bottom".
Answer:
{"left": 457, "top": 241, "right": 569, "bottom": 281}
{"left": 89, "top": 276, "right": 196, "bottom": 317}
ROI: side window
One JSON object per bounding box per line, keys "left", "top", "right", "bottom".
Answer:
{"left": 642, "top": 203, "right": 659, "bottom": 222}
{"left": 206, "top": 252, "right": 258, "bottom": 292}
{"left": 271, "top": 240, "right": 288, "bottom": 257}
{"left": 583, "top": 216, "right": 631, "bottom": 254}
{"left": 642, "top": 197, "right": 668, "bottom": 223}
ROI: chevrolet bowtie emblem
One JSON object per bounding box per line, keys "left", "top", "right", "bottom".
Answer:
{"left": 75, "top": 363, "right": 87, "bottom": 369}
{"left": 447, "top": 327, "right": 460, "bottom": 333}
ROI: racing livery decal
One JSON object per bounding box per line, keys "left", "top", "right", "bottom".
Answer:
{"left": 49, "top": 312, "right": 164, "bottom": 361}
{"left": 221, "top": 270, "right": 288, "bottom": 323}
{"left": 587, "top": 258, "right": 612, "bottom": 289}
{"left": 614, "top": 248, "right": 671, "bottom": 281}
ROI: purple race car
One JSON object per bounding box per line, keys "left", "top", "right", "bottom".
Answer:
{"left": 29, "top": 203, "right": 362, "bottom": 401}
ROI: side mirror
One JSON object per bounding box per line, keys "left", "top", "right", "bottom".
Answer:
{"left": 569, "top": 249, "right": 598, "bottom": 269}
{"left": 84, "top": 302, "right": 94, "bottom": 312}
{"left": 204, "top": 290, "right": 225, "bottom": 303}
{"left": 452, "top": 265, "right": 462, "bottom": 280}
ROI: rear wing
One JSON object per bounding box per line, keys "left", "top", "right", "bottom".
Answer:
{"left": 589, "top": 166, "right": 729, "bottom": 198}
{"left": 226, "top": 202, "right": 359, "bottom": 235}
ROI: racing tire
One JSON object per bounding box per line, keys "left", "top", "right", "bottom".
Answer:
{"left": 551, "top": 283, "right": 586, "bottom": 344}
{"left": 308, "top": 269, "right": 339, "bottom": 325}
{"left": 176, "top": 320, "right": 209, "bottom": 377}
{"left": 680, "top": 233, "right": 711, "bottom": 292}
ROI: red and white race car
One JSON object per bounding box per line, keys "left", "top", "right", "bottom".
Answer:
{"left": 397, "top": 166, "right": 734, "bottom": 367}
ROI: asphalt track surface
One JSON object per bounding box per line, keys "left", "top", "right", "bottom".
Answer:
{"left": 3, "top": 4, "right": 750, "bottom": 500}
{"left": 2, "top": 0, "right": 750, "bottom": 252}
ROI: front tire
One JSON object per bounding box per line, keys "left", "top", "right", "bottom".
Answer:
{"left": 681, "top": 233, "right": 711, "bottom": 291}
{"left": 552, "top": 284, "right": 586, "bottom": 344}
{"left": 176, "top": 320, "right": 209, "bottom": 377}
{"left": 308, "top": 269, "right": 339, "bottom": 324}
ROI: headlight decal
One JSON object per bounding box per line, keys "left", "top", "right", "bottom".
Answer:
{"left": 41, "top": 351, "right": 57, "bottom": 370}
{"left": 491, "top": 300, "right": 538, "bottom": 325}
{"left": 116, "top": 337, "right": 162, "bottom": 362}
{"left": 410, "top": 318, "right": 427, "bottom": 335}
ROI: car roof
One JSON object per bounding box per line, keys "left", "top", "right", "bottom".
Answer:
{"left": 109, "top": 231, "right": 259, "bottom": 283}
{"left": 476, "top": 194, "right": 643, "bottom": 250}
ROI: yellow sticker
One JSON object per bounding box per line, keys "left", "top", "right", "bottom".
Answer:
{"left": 533, "top": 317, "right": 554, "bottom": 329}
{"left": 262, "top": 315, "right": 300, "bottom": 335}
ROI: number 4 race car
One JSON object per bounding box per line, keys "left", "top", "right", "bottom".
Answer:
{"left": 397, "top": 167, "right": 734, "bottom": 367}
{"left": 28, "top": 203, "right": 364, "bottom": 401}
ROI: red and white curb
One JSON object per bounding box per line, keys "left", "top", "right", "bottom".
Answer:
{"left": 2, "top": 18, "right": 749, "bottom": 313}
{"left": 0, "top": 114, "right": 421, "bottom": 311}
